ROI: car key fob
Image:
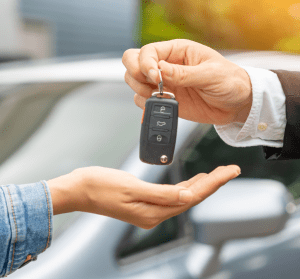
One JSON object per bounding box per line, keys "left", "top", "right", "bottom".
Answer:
{"left": 140, "top": 87, "right": 178, "bottom": 165}
{"left": 140, "top": 69, "right": 179, "bottom": 165}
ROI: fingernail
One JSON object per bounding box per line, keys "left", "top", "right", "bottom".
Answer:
{"left": 179, "top": 190, "right": 193, "bottom": 204}
{"left": 148, "top": 69, "right": 157, "bottom": 84}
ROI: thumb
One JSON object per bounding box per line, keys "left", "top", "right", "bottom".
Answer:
{"left": 158, "top": 60, "right": 212, "bottom": 88}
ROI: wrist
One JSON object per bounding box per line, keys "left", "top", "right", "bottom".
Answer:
{"left": 233, "top": 68, "right": 252, "bottom": 123}
{"left": 234, "top": 95, "right": 252, "bottom": 123}
{"left": 47, "top": 169, "right": 88, "bottom": 215}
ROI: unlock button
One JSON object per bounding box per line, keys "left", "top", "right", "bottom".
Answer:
{"left": 148, "top": 130, "right": 170, "bottom": 144}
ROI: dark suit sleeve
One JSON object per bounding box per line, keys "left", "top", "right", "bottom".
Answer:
{"left": 263, "top": 70, "right": 300, "bottom": 160}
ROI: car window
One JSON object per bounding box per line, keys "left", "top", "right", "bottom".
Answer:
{"left": 116, "top": 217, "right": 180, "bottom": 260}
{"left": 0, "top": 81, "right": 142, "bottom": 238}
{"left": 182, "top": 126, "right": 300, "bottom": 200}
{"left": 116, "top": 213, "right": 192, "bottom": 266}
{"left": 0, "top": 82, "right": 85, "bottom": 166}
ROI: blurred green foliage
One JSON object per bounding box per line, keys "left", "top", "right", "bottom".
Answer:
{"left": 135, "top": 0, "right": 300, "bottom": 53}
{"left": 134, "top": 0, "right": 194, "bottom": 46}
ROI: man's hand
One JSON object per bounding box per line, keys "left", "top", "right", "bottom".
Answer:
{"left": 48, "top": 165, "right": 240, "bottom": 229}
{"left": 122, "top": 39, "right": 252, "bottom": 125}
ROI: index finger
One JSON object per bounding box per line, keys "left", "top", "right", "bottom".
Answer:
{"left": 189, "top": 165, "right": 241, "bottom": 204}
{"left": 122, "top": 48, "right": 148, "bottom": 83}
{"left": 144, "top": 165, "right": 240, "bottom": 224}
{"left": 139, "top": 40, "right": 188, "bottom": 83}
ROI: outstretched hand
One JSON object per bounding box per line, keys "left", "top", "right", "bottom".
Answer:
{"left": 48, "top": 165, "right": 240, "bottom": 229}
{"left": 122, "top": 39, "right": 252, "bottom": 125}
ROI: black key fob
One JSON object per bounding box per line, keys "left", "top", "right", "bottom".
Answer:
{"left": 140, "top": 92, "right": 178, "bottom": 165}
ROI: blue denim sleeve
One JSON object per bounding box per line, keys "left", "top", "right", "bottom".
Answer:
{"left": 0, "top": 181, "right": 53, "bottom": 277}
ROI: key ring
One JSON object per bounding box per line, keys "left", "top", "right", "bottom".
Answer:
{"left": 153, "top": 69, "right": 175, "bottom": 99}
{"left": 152, "top": 92, "right": 176, "bottom": 99}
{"left": 158, "top": 69, "right": 163, "bottom": 95}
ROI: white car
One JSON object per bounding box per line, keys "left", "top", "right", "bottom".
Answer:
{"left": 1, "top": 51, "right": 299, "bottom": 279}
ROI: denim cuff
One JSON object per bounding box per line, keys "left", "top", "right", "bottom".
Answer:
{"left": 0, "top": 181, "right": 53, "bottom": 277}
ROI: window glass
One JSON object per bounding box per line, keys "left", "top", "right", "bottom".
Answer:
{"left": 0, "top": 82, "right": 142, "bottom": 238}
{"left": 116, "top": 217, "right": 182, "bottom": 261}
{"left": 116, "top": 211, "right": 194, "bottom": 265}
{"left": 182, "top": 127, "right": 300, "bottom": 199}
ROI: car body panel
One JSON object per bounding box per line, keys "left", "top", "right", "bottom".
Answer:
{"left": 0, "top": 58, "right": 125, "bottom": 84}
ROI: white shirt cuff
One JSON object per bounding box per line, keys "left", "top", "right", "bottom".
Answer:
{"left": 215, "top": 67, "right": 286, "bottom": 148}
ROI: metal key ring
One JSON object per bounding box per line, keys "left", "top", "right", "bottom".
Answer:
{"left": 158, "top": 69, "right": 163, "bottom": 95}
{"left": 152, "top": 91, "right": 176, "bottom": 99}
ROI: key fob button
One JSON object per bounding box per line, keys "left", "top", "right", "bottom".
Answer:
{"left": 148, "top": 130, "right": 170, "bottom": 144}
{"left": 151, "top": 105, "right": 173, "bottom": 117}
{"left": 149, "top": 116, "right": 172, "bottom": 131}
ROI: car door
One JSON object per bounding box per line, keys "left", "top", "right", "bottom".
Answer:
{"left": 183, "top": 127, "right": 300, "bottom": 279}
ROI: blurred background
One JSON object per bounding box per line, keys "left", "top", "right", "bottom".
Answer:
{"left": 2, "top": 0, "right": 300, "bottom": 63}
{"left": 2, "top": 0, "right": 300, "bottom": 219}
{"left": 137, "top": 0, "right": 300, "bottom": 53}
{"left": 3, "top": 1, "right": 300, "bottom": 279}
{"left": 0, "top": 0, "right": 137, "bottom": 62}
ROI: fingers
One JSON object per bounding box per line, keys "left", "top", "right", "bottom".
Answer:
{"left": 138, "top": 41, "right": 176, "bottom": 83}
{"left": 183, "top": 172, "right": 207, "bottom": 186}
{"left": 123, "top": 40, "right": 228, "bottom": 92}
{"left": 122, "top": 48, "right": 147, "bottom": 83}
{"left": 189, "top": 165, "right": 241, "bottom": 204}
{"left": 138, "top": 39, "right": 220, "bottom": 84}
{"left": 134, "top": 94, "right": 146, "bottom": 109}
{"left": 130, "top": 165, "right": 240, "bottom": 229}
{"left": 159, "top": 60, "right": 224, "bottom": 88}
{"left": 124, "top": 71, "right": 155, "bottom": 98}
{"left": 130, "top": 181, "right": 193, "bottom": 206}
{"left": 123, "top": 40, "right": 193, "bottom": 84}
{"left": 159, "top": 60, "right": 199, "bottom": 87}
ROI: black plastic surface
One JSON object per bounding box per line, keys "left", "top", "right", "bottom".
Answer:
{"left": 140, "top": 96, "right": 178, "bottom": 165}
